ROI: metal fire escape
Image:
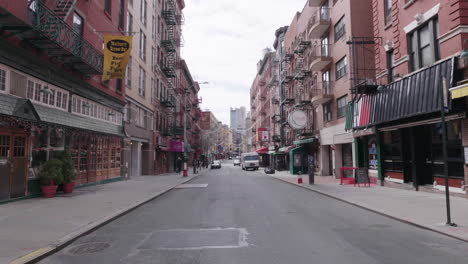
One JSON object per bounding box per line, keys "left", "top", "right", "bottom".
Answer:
{"left": 53, "top": 0, "right": 77, "bottom": 21}
{"left": 161, "top": 0, "right": 183, "bottom": 137}
{"left": 281, "top": 51, "right": 294, "bottom": 105}
{"left": 293, "top": 37, "right": 311, "bottom": 107}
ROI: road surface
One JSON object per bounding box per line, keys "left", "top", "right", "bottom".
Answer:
{"left": 40, "top": 161, "right": 468, "bottom": 264}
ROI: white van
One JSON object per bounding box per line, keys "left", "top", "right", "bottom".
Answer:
{"left": 241, "top": 152, "right": 259, "bottom": 171}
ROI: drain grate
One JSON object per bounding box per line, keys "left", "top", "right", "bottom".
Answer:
{"left": 68, "top": 242, "right": 110, "bottom": 255}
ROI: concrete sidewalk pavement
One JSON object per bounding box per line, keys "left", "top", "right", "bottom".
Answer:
{"left": 0, "top": 169, "right": 206, "bottom": 264}
{"left": 259, "top": 169, "right": 468, "bottom": 243}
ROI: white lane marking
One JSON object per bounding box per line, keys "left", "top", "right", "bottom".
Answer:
{"left": 175, "top": 184, "right": 208, "bottom": 188}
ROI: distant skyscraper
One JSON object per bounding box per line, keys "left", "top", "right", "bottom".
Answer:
{"left": 230, "top": 107, "right": 246, "bottom": 134}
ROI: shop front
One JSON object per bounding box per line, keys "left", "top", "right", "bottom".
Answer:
{"left": 0, "top": 93, "right": 124, "bottom": 200}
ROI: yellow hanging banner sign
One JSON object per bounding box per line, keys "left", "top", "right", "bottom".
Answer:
{"left": 102, "top": 35, "right": 133, "bottom": 81}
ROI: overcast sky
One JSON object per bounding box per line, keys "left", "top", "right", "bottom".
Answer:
{"left": 182, "top": 0, "right": 307, "bottom": 125}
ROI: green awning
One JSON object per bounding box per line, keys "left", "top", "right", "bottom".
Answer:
{"left": 345, "top": 101, "right": 355, "bottom": 131}
{"left": 278, "top": 146, "right": 294, "bottom": 152}
{"left": 293, "top": 137, "right": 317, "bottom": 145}
{"left": 290, "top": 146, "right": 303, "bottom": 153}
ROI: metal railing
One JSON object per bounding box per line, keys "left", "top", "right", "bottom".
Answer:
{"left": 311, "top": 81, "right": 333, "bottom": 97}
{"left": 310, "top": 43, "right": 331, "bottom": 58}
{"left": 28, "top": 0, "right": 103, "bottom": 74}
{"left": 308, "top": 7, "right": 331, "bottom": 29}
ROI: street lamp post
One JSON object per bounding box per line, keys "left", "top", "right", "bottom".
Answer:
{"left": 183, "top": 81, "right": 208, "bottom": 177}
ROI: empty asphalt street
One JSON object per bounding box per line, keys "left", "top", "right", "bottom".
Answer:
{"left": 40, "top": 161, "right": 468, "bottom": 264}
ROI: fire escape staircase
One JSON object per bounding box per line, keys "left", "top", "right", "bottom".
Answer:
{"left": 53, "top": 0, "right": 77, "bottom": 21}
{"left": 294, "top": 39, "right": 312, "bottom": 107}
{"left": 0, "top": 0, "right": 102, "bottom": 74}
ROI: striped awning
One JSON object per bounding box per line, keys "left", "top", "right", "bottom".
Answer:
{"left": 349, "top": 58, "right": 454, "bottom": 130}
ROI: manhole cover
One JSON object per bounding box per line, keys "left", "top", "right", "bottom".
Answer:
{"left": 175, "top": 184, "right": 208, "bottom": 189}
{"left": 68, "top": 242, "right": 110, "bottom": 255}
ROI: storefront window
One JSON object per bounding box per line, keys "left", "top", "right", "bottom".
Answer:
{"left": 431, "top": 120, "right": 464, "bottom": 178}
{"left": 368, "top": 138, "right": 378, "bottom": 169}
{"left": 79, "top": 136, "right": 88, "bottom": 172}
{"left": 103, "top": 138, "right": 109, "bottom": 169}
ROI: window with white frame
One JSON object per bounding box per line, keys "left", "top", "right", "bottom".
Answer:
{"left": 0, "top": 68, "right": 6, "bottom": 91}
{"left": 334, "top": 16, "right": 346, "bottom": 42}
{"left": 140, "top": 0, "right": 147, "bottom": 26}
{"left": 139, "top": 30, "right": 146, "bottom": 61}
{"left": 71, "top": 95, "right": 122, "bottom": 125}
{"left": 337, "top": 95, "right": 347, "bottom": 118}
{"left": 139, "top": 66, "right": 146, "bottom": 97}
{"left": 409, "top": 18, "right": 439, "bottom": 71}
{"left": 126, "top": 58, "right": 132, "bottom": 88}
{"left": 152, "top": 15, "right": 156, "bottom": 40}
{"left": 324, "top": 102, "right": 332, "bottom": 122}
{"left": 335, "top": 56, "right": 347, "bottom": 80}
{"left": 151, "top": 78, "right": 155, "bottom": 103}
{"left": 384, "top": 0, "right": 392, "bottom": 25}
{"left": 152, "top": 47, "right": 156, "bottom": 72}
{"left": 26, "top": 78, "right": 68, "bottom": 110}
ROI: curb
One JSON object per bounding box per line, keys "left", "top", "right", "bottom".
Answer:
{"left": 267, "top": 174, "right": 468, "bottom": 244}
{"left": 10, "top": 172, "right": 205, "bottom": 264}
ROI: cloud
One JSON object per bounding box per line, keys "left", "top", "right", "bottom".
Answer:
{"left": 182, "top": 0, "right": 306, "bottom": 125}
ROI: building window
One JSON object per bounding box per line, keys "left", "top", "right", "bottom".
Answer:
{"left": 118, "top": 0, "right": 124, "bottom": 29}
{"left": 334, "top": 16, "right": 345, "bottom": 42}
{"left": 152, "top": 47, "right": 156, "bottom": 72}
{"left": 335, "top": 56, "right": 347, "bottom": 80}
{"left": 384, "top": 0, "right": 392, "bottom": 25}
{"left": 0, "top": 69, "right": 6, "bottom": 91}
{"left": 387, "top": 50, "right": 395, "bottom": 83}
{"left": 127, "top": 12, "right": 133, "bottom": 33}
{"left": 139, "top": 31, "right": 146, "bottom": 61}
{"left": 337, "top": 95, "right": 347, "bottom": 118}
{"left": 105, "top": 0, "right": 111, "bottom": 14}
{"left": 141, "top": 0, "right": 147, "bottom": 26}
{"left": 73, "top": 13, "right": 83, "bottom": 36}
{"left": 126, "top": 59, "right": 132, "bottom": 88}
{"left": 151, "top": 78, "right": 155, "bottom": 103}
{"left": 152, "top": 15, "right": 156, "bottom": 40}
{"left": 139, "top": 66, "right": 146, "bottom": 97}
{"left": 324, "top": 102, "right": 332, "bottom": 122}
{"left": 116, "top": 79, "right": 123, "bottom": 94}
{"left": 409, "top": 18, "right": 439, "bottom": 71}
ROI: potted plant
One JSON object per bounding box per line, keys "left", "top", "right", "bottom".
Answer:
{"left": 60, "top": 151, "right": 76, "bottom": 193}
{"left": 38, "top": 159, "right": 63, "bottom": 198}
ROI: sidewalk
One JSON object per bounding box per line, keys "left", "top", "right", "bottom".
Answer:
{"left": 261, "top": 169, "right": 468, "bottom": 242}
{"left": 0, "top": 169, "right": 206, "bottom": 264}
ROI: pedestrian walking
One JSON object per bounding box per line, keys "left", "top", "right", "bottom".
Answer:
{"left": 193, "top": 160, "right": 197, "bottom": 174}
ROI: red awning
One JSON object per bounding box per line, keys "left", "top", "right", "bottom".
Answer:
{"left": 255, "top": 147, "right": 268, "bottom": 154}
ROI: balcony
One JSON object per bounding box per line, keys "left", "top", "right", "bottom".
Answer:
{"left": 161, "top": 39, "right": 176, "bottom": 52}
{"left": 309, "top": 0, "right": 326, "bottom": 6}
{"left": 160, "top": 95, "right": 176, "bottom": 107}
{"left": 0, "top": 0, "right": 103, "bottom": 74}
{"left": 162, "top": 66, "right": 176, "bottom": 78}
{"left": 311, "top": 81, "right": 334, "bottom": 105}
{"left": 308, "top": 7, "right": 331, "bottom": 39}
{"left": 309, "top": 43, "right": 332, "bottom": 72}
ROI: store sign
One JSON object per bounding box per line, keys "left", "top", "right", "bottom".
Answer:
{"left": 257, "top": 128, "right": 269, "bottom": 142}
{"left": 169, "top": 140, "right": 184, "bottom": 152}
{"left": 288, "top": 110, "right": 308, "bottom": 130}
{"left": 102, "top": 35, "right": 133, "bottom": 81}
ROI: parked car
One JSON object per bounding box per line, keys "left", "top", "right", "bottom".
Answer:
{"left": 241, "top": 152, "right": 259, "bottom": 171}
{"left": 211, "top": 160, "right": 221, "bottom": 169}
{"left": 233, "top": 159, "right": 241, "bottom": 166}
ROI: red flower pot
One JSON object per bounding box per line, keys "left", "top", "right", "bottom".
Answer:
{"left": 41, "top": 185, "right": 58, "bottom": 198}
{"left": 62, "top": 182, "right": 75, "bottom": 194}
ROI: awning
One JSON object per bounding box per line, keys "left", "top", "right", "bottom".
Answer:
{"left": 255, "top": 147, "right": 268, "bottom": 154}
{"left": 267, "top": 150, "right": 276, "bottom": 154}
{"left": 349, "top": 58, "right": 454, "bottom": 130}
{"left": 0, "top": 93, "right": 124, "bottom": 136}
{"left": 450, "top": 82, "right": 468, "bottom": 99}
{"left": 277, "top": 146, "right": 295, "bottom": 153}
{"left": 293, "top": 137, "right": 317, "bottom": 145}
